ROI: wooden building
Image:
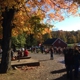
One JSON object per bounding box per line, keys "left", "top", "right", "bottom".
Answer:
{"left": 43, "top": 38, "right": 67, "bottom": 48}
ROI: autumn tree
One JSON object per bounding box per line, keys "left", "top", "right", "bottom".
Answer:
{"left": 0, "top": 0, "right": 79, "bottom": 73}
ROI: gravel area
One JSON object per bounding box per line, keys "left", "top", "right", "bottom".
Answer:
{"left": 0, "top": 52, "right": 80, "bottom": 80}
{"left": 23, "top": 53, "right": 67, "bottom": 80}
{"left": 24, "top": 52, "right": 80, "bottom": 80}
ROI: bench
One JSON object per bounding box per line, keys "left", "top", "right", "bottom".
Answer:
{"left": 19, "top": 56, "right": 31, "bottom": 59}
{"left": 11, "top": 56, "right": 31, "bottom": 61}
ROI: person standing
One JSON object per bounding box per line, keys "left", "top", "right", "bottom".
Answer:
{"left": 11, "top": 48, "right": 14, "bottom": 60}
{"left": 49, "top": 45, "right": 54, "bottom": 60}
{"left": 64, "top": 48, "right": 74, "bottom": 80}
{"left": 40, "top": 45, "right": 44, "bottom": 54}
{"left": 17, "top": 49, "right": 22, "bottom": 61}
{"left": 73, "top": 46, "right": 80, "bottom": 79}
{"left": 0, "top": 46, "right": 2, "bottom": 54}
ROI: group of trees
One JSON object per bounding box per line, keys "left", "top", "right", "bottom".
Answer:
{"left": 0, "top": 0, "right": 80, "bottom": 73}
{"left": 12, "top": 30, "right": 80, "bottom": 49}
{"left": 51, "top": 30, "right": 80, "bottom": 44}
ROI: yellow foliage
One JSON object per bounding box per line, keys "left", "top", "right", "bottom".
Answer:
{"left": 49, "top": 13, "right": 55, "bottom": 18}
{"left": 0, "top": 0, "right": 79, "bottom": 37}
{"left": 68, "top": 3, "right": 78, "bottom": 14}
{"left": 0, "top": 0, "right": 26, "bottom": 12}
{"left": 42, "top": 28, "right": 51, "bottom": 35}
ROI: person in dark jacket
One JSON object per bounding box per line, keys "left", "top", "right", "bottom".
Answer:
{"left": 49, "top": 45, "right": 54, "bottom": 60}
{"left": 17, "top": 49, "right": 22, "bottom": 61}
{"left": 73, "top": 46, "right": 80, "bottom": 79}
{"left": 64, "top": 48, "right": 74, "bottom": 80}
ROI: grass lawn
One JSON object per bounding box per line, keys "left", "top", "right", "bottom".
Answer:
{"left": 67, "top": 43, "right": 77, "bottom": 47}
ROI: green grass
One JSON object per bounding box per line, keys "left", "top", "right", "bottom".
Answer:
{"left": 67, "top": 43, "right": 78, "bottom": 47}
{"left": 67, "top": 44, "right": 74, "bottom": 47}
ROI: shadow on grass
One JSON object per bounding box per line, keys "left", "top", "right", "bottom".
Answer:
{"left": 50, "top": 68, "right": 66, "bottom": 74}
{"left": 51, "top": 73, "right": 80, "bottom": 80}
{"left": 50, "top": 68, "right": 68, "bottom": 80}
{"left": 50, "top": 74, "right": 68, "bottom": 80}
{"left": 50, "top": 68, "right": 80, "bottom": 80}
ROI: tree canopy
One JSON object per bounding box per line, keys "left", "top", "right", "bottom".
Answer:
{"left": 0, "top": 0, "right": 79, "bottom": 39}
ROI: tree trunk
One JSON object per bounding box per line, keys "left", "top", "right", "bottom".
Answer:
{"left": 0, "top": 8, "right": 15, "bottom": 73}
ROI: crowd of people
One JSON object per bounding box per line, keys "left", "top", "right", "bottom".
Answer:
{"left": 1, "top": 44, "right": 80, "bottom": 80}
{"left": 30, "top": 44, "right": 80, "bottom": 79}
{"left": 11, "top": 48, "right": 29, "bottom": 61}
{"left": 38, "top": 45, "right": 80, "bottom": 80}
{"left": 43, "top": 45, "right": 80, "bottom": 80}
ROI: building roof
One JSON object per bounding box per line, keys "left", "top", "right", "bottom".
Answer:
{"left": 43, "top": 38, "right": 57, "bottom": 45}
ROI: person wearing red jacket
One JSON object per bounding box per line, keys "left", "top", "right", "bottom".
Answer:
{"left": 24, "top": 48, "right": 29, "bottom": 56}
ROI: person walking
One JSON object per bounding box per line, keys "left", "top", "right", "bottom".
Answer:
{"left": 49, "top": 45, "right": 54, "bottom": 60}
{"left": 40, "top": 45, "right": 44, "bottom": 54}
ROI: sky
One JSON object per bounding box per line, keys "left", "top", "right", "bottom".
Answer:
{"left": 52, "top": 16, "right": 80, "bottom": 31}
{"left": 43, "top": 2, "right": 80, "bottom": 31}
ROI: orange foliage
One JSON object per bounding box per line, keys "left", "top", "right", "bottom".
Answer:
{"left": 68, "top": 3, "right": 78, "bottom": 14}
{"left": 0, "top": 0, "right": 79, "bottom": 37}
{"left": 42, "top": 28, "right": 51, "bottom": 34}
